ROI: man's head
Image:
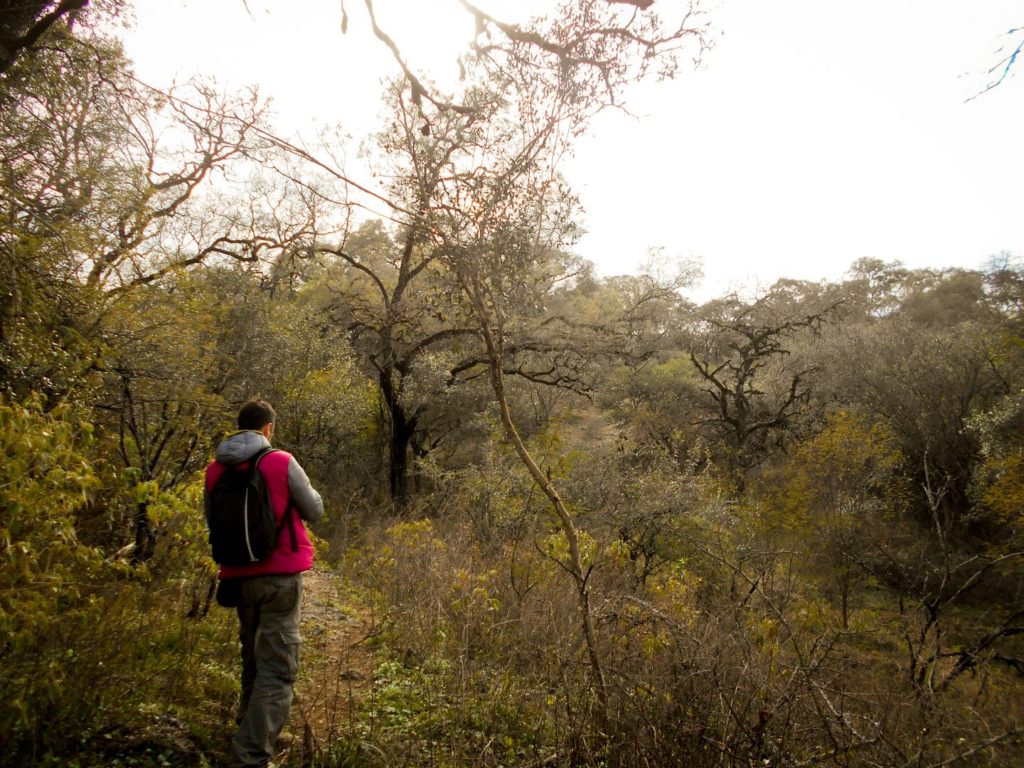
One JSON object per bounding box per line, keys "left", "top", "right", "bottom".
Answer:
{"left": 237, "top": 398, "right": 276, "bottom": 440}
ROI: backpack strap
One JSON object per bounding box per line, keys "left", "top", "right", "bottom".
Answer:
{"left": 249, "top": 446, "right": 274, "bottom": 472}
{"left": 220, "top": 445, "right": 272, "bottom": 477}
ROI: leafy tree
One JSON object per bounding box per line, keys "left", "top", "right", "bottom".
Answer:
{"left": 817, "top": 307, "right": 1015, "bottom": 531}
{"left": 601, "top": 353, "right": 706, "bottom": 467}
{"left": 0, "top": 395, "right": 100, "bottom": 751}
{"left": 761, "top": 410, "right": 907, "bottom": 628}
{"left": 87, "top": 269, "right": 240, "bottom": 558}
{"left": 983, "top": 253, "right": 1024, "bottom": 330}
{"left": 836, "top": 257, "right": 916, "bottom": 318}
{"left": 409, "top": 3, "right": 711, "bottom": 738}
{"left": 308, "top": 213, "right": 481, "bottom": 503}
{"left": 0, "top": 0, "right": 120, "bottom": 75}
{"left": 234, "top": 274, "right": 379, "bottom": 498}
{"left": 0, "top": 14, "right": 322, "bottom": 405}
{"left": 970, "top": 385, "right": 1024, "bottom": 546}
{"left": 689, "top": 290, "right": 836, "bottom": 486}
{"left": 899, "top": 269, "right": 992, "bottom": 327}
{"left": 305, "top": 96, "right": 680, "bottom": 503}
{"left": 0, "top": 392, "right": 244, "bottom": 763}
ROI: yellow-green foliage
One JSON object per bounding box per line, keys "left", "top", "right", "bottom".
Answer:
{"left": 0, "top": 395, "right": 102, "bottom": 650}
{"left": 978, "top": 451, "right": 1024, "bottom": 527}
{"left": 967, "top": 385, "right": 1024, "bottom": 542}
{"left": 759, "top": 409, "right": 907, "bottom": 537}
{"left": 0, "top": 395, "right": 236, "bottom": 762}
{"left": 750, "top": 411, "right": 909, "bottom": 627}
{"left": 0, "top": 396, "right": 109, "bottom": 749}
{"left": 363, "top": 518, "right": 517, "bottom": 658}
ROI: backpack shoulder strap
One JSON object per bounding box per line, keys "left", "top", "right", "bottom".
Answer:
{"left": 250, "top": 446, "right": 274, "bottom": 470}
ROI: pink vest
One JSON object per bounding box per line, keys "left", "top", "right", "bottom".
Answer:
{"left": 205, "top": 449, "right": 316, "bottom": 579}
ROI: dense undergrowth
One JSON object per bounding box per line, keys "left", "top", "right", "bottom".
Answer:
{"left": 6, "top": 389, "right": 1022, "bottom": 767}
{"left": 0, "top": 398, "right": 236, "bottom": 766}
{"left": 312, "top": 447, "right": 1024, "bottom": 768}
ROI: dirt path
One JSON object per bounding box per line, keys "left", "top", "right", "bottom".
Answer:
{"left": 286, "top": 567, "right": 375, "bottom": 759}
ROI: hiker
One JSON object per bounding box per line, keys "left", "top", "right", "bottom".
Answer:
{"left": 204, "top": 398, "right": 324, "bottom": 768}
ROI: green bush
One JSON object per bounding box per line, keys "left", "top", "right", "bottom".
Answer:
{"left": 0, "top": 395, "right": 238, "bottom": 765}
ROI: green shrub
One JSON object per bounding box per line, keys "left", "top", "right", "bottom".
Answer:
{"left": 0, "top": 395, "right": 238, "bottom": 765}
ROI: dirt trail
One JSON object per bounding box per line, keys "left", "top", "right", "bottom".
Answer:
{"left": 287, "top": 567, "right": 375, "bottom": 758}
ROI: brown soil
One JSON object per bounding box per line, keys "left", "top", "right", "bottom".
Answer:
{"left": 285, "top": 567, "right": 376, "bottom": 760}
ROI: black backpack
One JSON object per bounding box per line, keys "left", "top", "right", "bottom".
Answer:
{"left": 206, "top": 447, "right": 296, "bottom": 566}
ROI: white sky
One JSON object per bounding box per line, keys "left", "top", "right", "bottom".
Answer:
{"left": 122, "top": 1, "right": 1024, "bottom": 301}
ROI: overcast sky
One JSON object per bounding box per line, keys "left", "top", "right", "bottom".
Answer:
{"left": 122, "top": 1, "right": 1024, "bottom": 300}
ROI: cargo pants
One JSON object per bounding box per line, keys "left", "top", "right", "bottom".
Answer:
{"left": 233, "top": 574, "right": 302, "bottom": 768}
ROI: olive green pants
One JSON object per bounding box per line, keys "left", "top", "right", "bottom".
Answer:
{"left": 232, "top": 574, "right": 302, "bottom": 768}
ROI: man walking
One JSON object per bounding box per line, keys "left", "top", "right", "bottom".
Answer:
{"left": 204, "top": 399, "right": 324, "bottom": 768}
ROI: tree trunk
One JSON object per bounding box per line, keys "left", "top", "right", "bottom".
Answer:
{"left": 840, "top": 582, "right": 849, "bottom": 630}
{"left": 131, "top": 502, "right": 156, "bottom": 563}
{"left": 380, "top": 367, "right": 415, "bottom": 505}
{"left": 470, "top": 289, "right": 610, "bottom": 734}
{"left": 388, "top": 405, "right": 415, "bottom": 505}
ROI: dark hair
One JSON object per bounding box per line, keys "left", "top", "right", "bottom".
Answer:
{"left": 237, "top": 399, "right": 276, "bottom": 430}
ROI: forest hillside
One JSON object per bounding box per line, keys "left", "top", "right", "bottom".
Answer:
{"left": 2, "top": 3, "right": 1023, "bottom": 767}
